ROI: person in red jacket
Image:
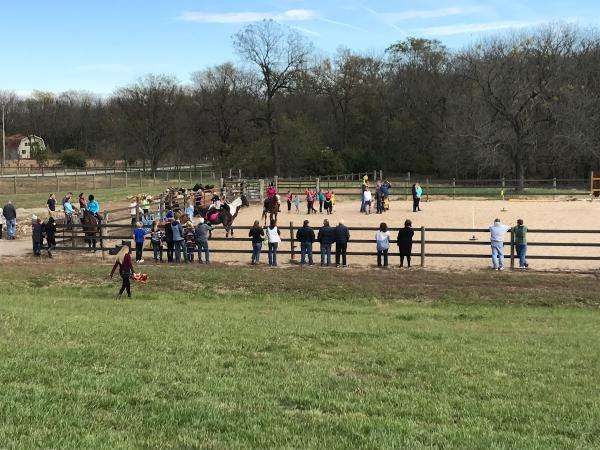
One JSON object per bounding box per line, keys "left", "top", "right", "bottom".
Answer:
{"left": 110, "top": 244, "right": 134, "bottom": 298}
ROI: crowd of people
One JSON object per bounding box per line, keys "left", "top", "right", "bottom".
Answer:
{"left": 360, "top": 176, "right": 394, "bottom": 214}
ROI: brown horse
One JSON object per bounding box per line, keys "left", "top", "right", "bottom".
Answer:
{"left": 81, "top": 210, "right": 102, "bottom": 251}
{"left": 262, "top": 196, "right": 279, "bottom": 226}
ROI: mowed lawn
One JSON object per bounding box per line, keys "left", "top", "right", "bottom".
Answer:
{"left": 0, "top": 264, "right": 599, "bottom": 449}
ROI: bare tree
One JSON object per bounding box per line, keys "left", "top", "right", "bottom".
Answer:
{"left": 233, "top": 20, "right": 313, "bottom": 175}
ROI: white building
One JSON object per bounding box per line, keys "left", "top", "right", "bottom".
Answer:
{"left": 5, "top": 134, "right": 46, "bottom": 160}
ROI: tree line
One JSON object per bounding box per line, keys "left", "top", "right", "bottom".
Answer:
{"left": 2, "top": 22, "right": 600, "bottom": 186}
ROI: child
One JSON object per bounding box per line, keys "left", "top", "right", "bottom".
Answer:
{"left": 185, "top": 202, "right": 195, "bottom": 222}
{"left": 133, "top": 222, "right": 147, "bottom": 263}
{"left": 286, "top": 191, "right": 293, "bottom": 212}
{"left": 331, "top": 191, "right": 336, "bottom": 212}
{"left": 184, "top": 221, "right": 196, "bottom": 262}
{"left": 294, "top": 195, "right": 301, "bottom": 213}
{"left": 150, "top": 220, "right": 164, "bottom": 262}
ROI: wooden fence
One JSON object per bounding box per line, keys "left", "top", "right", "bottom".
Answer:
{"left": 52, "top": 223, "right": 600, "bottom": 269}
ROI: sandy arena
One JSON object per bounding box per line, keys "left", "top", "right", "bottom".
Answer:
{"left": 202, "top": 198, "right": 600, "bottom": 271}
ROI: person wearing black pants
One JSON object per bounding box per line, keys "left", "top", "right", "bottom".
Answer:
{"left": 334, "top": 219, "right": 350, "bottom": 267}
{"left": 45, "top": 217, "right": 57, "bottom": 258}
{"left": 110, "top": 245, "right": 134, "bottom": 299}
{"left": 164, "top": 218, "right": 174, "bottom": 262}
{"left": 397, "top": 219, "right": 415, "bottom": 268}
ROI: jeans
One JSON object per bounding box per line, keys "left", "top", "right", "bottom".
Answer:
{"left": 516, "top": 243, "right": 528, "bottom": 267}
{"left": 33, "top": 241, "right": 42, "bottom": 256}
{"left": 319, "top": 200, "right": 323, "bottom": 213}
{"left": 135, "top": 242, "right": 144, "bottom": 261}
{"left": 335, "top": 242, "right": 347, "bottom": 266}
{"left": 166, "top": 240, "right": 174, "bottom": 262}
{"left": 252, "top": 242, "right": 262, "bottom": 263}
{"left": 174, "top": 240, "right": 188, "bottom": 263}
{"left": 197, "top": 240, "right": 209, "bottom": 263}
{"left": 320, "top": 243, "right": 332, "bottom": 266}
{"left": 268, "top": 242, "right": 278, "bottom": 266}
{"left": 491, "top": 241, "right": 504, "bottom": 269}
{"left": 377, "top": 249, "right": 389, "bottom": 267}
{"left": 6, "top": 218, "right": 16, "bottom": 239}
{"left": 152, "top": 242, "right": 163, "bottom": 261}
{"left": 300, "top": 242, "right": 313, "bottom": 265}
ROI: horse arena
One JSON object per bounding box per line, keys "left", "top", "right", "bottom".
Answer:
{"left": 178, "top": 196, "right": 600, "bottom": 271}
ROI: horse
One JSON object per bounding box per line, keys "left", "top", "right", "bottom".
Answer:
{"left": 81, "top": 210, "right": 102, "bottom": 251}
{"left": 198, "top": 195, "right": 249, "bottom": 237}
{"left": 262, "top": 196, "right": 279, "bottom": 226}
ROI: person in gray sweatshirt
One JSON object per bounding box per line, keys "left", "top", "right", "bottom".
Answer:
{"left": 194, "top": 217, "right": 214, "bottom": 264}
{"left": 171, "top": 218, "right": 188, "bottom": 263}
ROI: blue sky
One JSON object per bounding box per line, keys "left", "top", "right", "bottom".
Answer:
{"left": 1, "top": 0, "right": 598, "bottom": 94}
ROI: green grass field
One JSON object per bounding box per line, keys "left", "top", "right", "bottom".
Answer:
{"left": 1, "top": 263, "right": 599, "bottom": 449}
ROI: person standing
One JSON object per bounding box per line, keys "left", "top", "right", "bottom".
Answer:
{"left": 397, "top": 219, "right": 415, "bottom": 268}
{"left": 489, "top": 218, "right": 510, "bottom": 271}
{"left": 317, "top": 219, "right": 335, "bottom": 267}
{"left": 194, "top": 217, "right": 214, "bottom": 264}
{"left": 45, "top": 217, "right": 56, "bottom": 258}
{"left": 171, "top": 217, "right": 188, "bottom": 263}
{"left": 296, "top": 219, "right": 315, "bottom": 266}
{"left": 184, "top": 221, "right": 197, "bottom": 262}
{"left": 32, "top": 217, "right": 43, "bottom": 257}
{"left": 317, "top": 189, "right": 325, "bottom": 213}
{"left": 514, "top": 219, "right": 529, "bottom": 269}
{"left": 87, "top": 194, "right": 100, "bottom": 218}
{"left": 376, "top": 222, "right": 391, "bottom": 268}
{"left": 78, "top": 193, "right": 87, "bottom": 211}
{"left": 133, "top": 222, "right": 147, "bottom": 263}
{"left": 286, "top": 191, "right": 293, "bottom": 212}
{"left": 294, "top": 195, "right": 301, "bottom": 214}
{"left": 306, "top": 189, "right": 314, "bottom": 215}
{"left": 267, "top": 219, "right": 281, "bottom": 267}
{"left": 164, "top": 217, "right": 174, "bottom": 262}
{"left": 331, "top": 191, "right": 336, "bottom": 212}
{"left": 412, "top": 182, "right": 423, "bottom": 212}
{"left": 334, "top": 219, "right": 350, "bottom": 267}
{"left": 375, "top": 186, "right": 383, "bottom": 214}
{"left": 110, "top": 244, "right": 134, "bottom": 299}
{"left": 248, "top": 220, "right": 264, "bottom": 265}
{"left": 3, "top": 201, "right": 17, "bottom": 240}
{"left": 129, "top": 198, "right": 139, "bottom": 229}
{"left": 47, "top": 194, "right": 57, "bottom": 215}
{"left": 360, "top": 175, "right": 369, "bottom": 212}
{"left": 324, "top": 191, "right": 333, "bottom": 215}
{"left": 363, "top": 189, "right": 372, "bottom": 215}
{"left": 150, "top": 220, "right": 164, "bottom": 262}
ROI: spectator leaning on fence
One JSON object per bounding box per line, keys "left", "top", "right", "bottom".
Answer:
{"left": 376, "top": 222, "right": 391, "bottom": 268}
{"left": 3, "top": 201, "right": 16, "bottom": 240}
{"left": 296, "top": 219, "right": 315, "bottom": 266}
{"left": 184, "top": 221, "right": 196, "bottom": 262}
{"left": 267, "top": 219, "right": 281, "bottom": 267}
{"left": 171, "top": 217, "right": 188, "bottom": 263}
{"left": 334, "top": 219, "right": 350, "bottom": 267}
{"left": 150, "top": 220, "right": 163, "bottom": 262}
{"left": 514, "top": 219, "right": 529, "bottom": 269}
{"left": 249, "top": 220, "right": 265, "bottom": 265}
{"left": 194, "top": 217, "right": 213, "bottom": 264}
{"left": 318, "top": 219, "right": 335, "bottom": 267}
{"left": 489, "top": 218, "right": 510, "bottom": 271}
{"left": 397, "top": 219, "right": 414, "bottom": 268}
{"left": 133, "top": 222, "right": 147, "bottom": 263}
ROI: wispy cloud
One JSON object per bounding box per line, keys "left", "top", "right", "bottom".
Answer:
{"left": 75, "top": 64, "right": 132, "bottom": 72}
{"left": 319, "top": 17, "right": 368, "bottom": 33}
{"left": 420, "top": 18, "right": 581, "bottom": 36}
{"left": 177, "top": 9, "right": 317, "bottom": 24}
{"left": 291, "top": 25, "right": 321, "bottom": 37}
{"left": 383, "top": 6, "right": 484, "bottom": 22}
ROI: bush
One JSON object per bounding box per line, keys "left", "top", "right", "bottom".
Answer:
{"left": 59, "top": 149, "right": 87, "bottom": 168}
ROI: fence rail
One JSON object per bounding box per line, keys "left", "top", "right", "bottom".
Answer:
{"left": 52, "top": 223, "right": 600, "bottom": 269}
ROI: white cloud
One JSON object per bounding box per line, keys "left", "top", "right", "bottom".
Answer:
{"left": 420, "top": 18, "right": 581, "bottom": 36}
{"left": 382, "top": 6, "right": 482, "bottom": 22}
{"left": 177, "top": 9, "right": 317, "bottom": 24}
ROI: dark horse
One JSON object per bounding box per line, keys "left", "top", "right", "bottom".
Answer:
{"left": 262, "top": 196, "right": 279, "bottom": 226}
{"left": 198, "top": 195, "right": 249, "bottom": 238}
{"left": 81, "top": 210, "right": 102, "bottom": 251}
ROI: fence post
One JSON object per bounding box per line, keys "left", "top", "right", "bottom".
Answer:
{"left": 420, "top": 226, "right": 426, "bottom": 267}
{"left": 166, "top": 171, "right": 169, "bottom": 182}
{"left": 200, "top": 171, "right": 203, "bottom": 185}
{"left": 373, "top": 170, "right": 377, "bottom": 182}
{"left": 259, "top": 179, "right": 265, "bottom": 203}
{"left": 135, "top": 203, "right": 141, "bottom": 225}
{"left": 125, "top": 171, "right": 128, "bottom": 188}
{"left": 159, "top": 194, "right": 164, "bottom": 219}
{"left": 13, "top": 176, "right": 17, "bottom": 194}
{"left": 553, "top": 177, "right": 557, "bottom": 200}
{"left": 74, "top": 173, "right": 77, "bottom": 190}
{"left": 71, "top": 225, "right": 76, "bottom": 249}
{"left": 379, "top": 170, "right": 383, "bottom": 180}
{"left": 510, "top": 228, "right": 515, "bottom": 270}
{"left": 274, "top": 176, "right": 279, "bottom": 192}
{"left": 93, "top": 174, "right": 96, "bottom": 190}
{"left": 100, "top": 224, "right": 105, "bottom": 260}
{"left": 452, "top": 178, "right": 456, "bottom": 200}
{"left": 56, "top": 174, "right": 59, "bottom": 192}
{"left": 315, "top": 177, "right": 320, "bottom": 192}
{"left": 189, "top": 170, "right": 192, "bottom": 184}
{"left": 139, "top": 170, "right": 142, "bottom": 188}
{"left": 109, "top": 174, "right": 112, "bottom": 188}
{"left": 178, "top": 171, "right": 181, "bottom": 183}
{"left": 289, "top": 221, "right": 295, "bottom": 261}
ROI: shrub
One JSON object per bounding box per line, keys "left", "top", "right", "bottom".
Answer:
{"left": 59, "top": 149, "right": 87, "bottom": 168}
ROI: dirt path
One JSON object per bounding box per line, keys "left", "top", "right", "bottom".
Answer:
{"left": 0, "top": 238, "right": 32, "bottom": 258}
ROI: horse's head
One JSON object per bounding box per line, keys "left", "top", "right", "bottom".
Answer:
{"left": 226, "top": 197, "right": 243, "bottom": 217}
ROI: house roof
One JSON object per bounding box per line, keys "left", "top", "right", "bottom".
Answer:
{"left": 5, "top": 134, "right": 27, "bottom": 151}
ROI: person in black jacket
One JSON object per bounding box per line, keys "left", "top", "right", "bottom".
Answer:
{"left": 32, "top": 218, "right": 43, "bottom": 256}
{"left": 164, "top": 218, "right": 174, "bottom": 262}
{"left": 3, "top": 201, "right": 17, "bottom": 240}
{"left": 296, "top": 219, "right": 315, "bottom": 266}
{"left": 334, "top": 219, "right": 350, "bottom": 267}
{"left": 248, "top": 220, "right": 264, "bottom": 265}
{"left": 397, "top": 219, "right": 415, "bottom": 268}
{"left": 317, "top": 219, "right": 335, "bottom": 267}
{"left": 45, "top": 217, "right": 57, "bottom": 258}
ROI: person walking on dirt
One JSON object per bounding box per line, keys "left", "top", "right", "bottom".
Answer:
{"left": 412, "top": 183, "right": 423, "bottom": 212}
{"left": 3, "top": 201, "right": 17, "bottom": 240}
{"left": 489, "top": 218, "right": 510, "bottom": 271}
{"left": 111, "top": 244, "right": 134, "bottom": 299}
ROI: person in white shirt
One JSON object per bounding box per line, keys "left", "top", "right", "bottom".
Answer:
{"left": 375, "top": 222, "right": 391, "bottom": 267}
{"left": 363, "top": 189, "right": 372, "bottom": 215}
{"left": 266, "top": 219, "right": 281, "bottom": 266}
{"left": 489, "top": 218, "right": 510, "bottom": 271}
{"left": 129, "top": 198, "right": 139, "bottom": 228}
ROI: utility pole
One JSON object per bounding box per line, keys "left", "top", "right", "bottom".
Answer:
{"left": 1, "top": 103, "right": 6, "bottom": 171}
